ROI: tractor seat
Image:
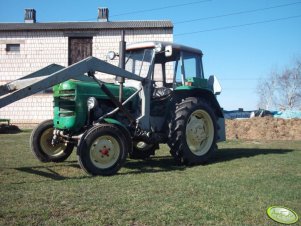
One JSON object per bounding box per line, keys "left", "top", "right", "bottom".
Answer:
{"left": 152, "top": 87, "right": 172, "bottom": 99}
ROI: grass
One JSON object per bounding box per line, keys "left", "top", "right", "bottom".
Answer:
{"left": 0, "top": 131, "right": 300, "bottom": 225}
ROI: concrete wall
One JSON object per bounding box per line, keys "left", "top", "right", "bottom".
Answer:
{"left": 0, "top": 28, "right": 173, "bottom": 126}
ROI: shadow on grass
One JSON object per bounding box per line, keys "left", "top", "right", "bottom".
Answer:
{"left": 17, "top": 167, "right": 68, "bottom": 180}
{"left": 13, "top": 157, "right": 185, "bottom": 180}
{"left": 214, "top": 148, "right": 293, "bottom": 163}
{"left": 123, "top": 148, "right": 294, "bottom": 174}
{"left": 13, "top": 148, "right": 294, "bottom": 180}
{"left": 122, "top": 156, "right": 186, "bottom": 175}
{"left": 14, "top": 161, "right": 84, "bottom": 181}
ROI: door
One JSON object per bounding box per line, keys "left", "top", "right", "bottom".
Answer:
{"left": 68, "top": 37, "right": 92, "bottom": 65}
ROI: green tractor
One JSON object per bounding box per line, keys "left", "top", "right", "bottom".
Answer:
{"left": 0, "top": 39, "right": 225, "bottom": 176}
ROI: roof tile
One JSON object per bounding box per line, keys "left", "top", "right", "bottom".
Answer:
{"left": 0, "top": 21, "right": 173, "bottom": 31}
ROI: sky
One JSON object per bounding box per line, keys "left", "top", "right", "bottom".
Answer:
{"left": 0, "top": 0, "right": 301, "bottom": 110}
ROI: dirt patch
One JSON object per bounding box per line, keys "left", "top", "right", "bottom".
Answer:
{"left": 226, "top": 117, "right": 301, "bottom": 140}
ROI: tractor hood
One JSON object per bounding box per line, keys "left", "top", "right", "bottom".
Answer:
{"left": 53, "top": 80, "right": 137, "bottom": 131}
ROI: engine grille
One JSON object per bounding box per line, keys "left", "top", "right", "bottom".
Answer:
{"left": 58, "top": 89, "right": 76, "bottom": 117}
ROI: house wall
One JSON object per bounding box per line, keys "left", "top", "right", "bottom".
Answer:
{"left": 0, "top": 28, "right": 173, "bottom": 127}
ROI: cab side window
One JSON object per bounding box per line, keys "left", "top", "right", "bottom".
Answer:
{"left": 182, "top": 52, "right": 202, "bottom": 79}
{"left": 175, "top": 60, "right": 182, "bottom": 83}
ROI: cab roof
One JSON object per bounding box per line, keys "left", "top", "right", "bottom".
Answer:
{"left": 126, "top": 41, "right": 203, "bottom": 55}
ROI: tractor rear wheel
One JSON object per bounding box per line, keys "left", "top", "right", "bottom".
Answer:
{"left": 30, "top": 119, "right": 74, "bottom": 162}
{"left": 77, "top": 124, "right": 128, "bottom": 176}
{"left": 168, "top": 97, "right": 217, "bottom": 164}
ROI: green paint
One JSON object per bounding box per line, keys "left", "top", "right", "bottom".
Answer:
{"left": 267, "top": 206, "right": 299, "bottom": 224}
{"left": 185, "top": 77, "right": 208, "bottom": 88}
{"left": 103, "top": 118, "right": 126, "bottom": 129}
{"left": 175, "top": 85, "right": 195, "bottom": 90}
{"left": 175, "top": 85, "right": 211, "bottom": 92}
{"left": 53, "top": 80, "right": 137, "bottom": 132}
{"left": 175, "top": 78, "right": 211, "bottom": 91}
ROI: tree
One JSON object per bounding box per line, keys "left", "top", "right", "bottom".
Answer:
{"left": 257, "top": 73, "right": 277, "bottom": 110}
{"left": 257, "top": 58, "right": 301, "bottom": 110}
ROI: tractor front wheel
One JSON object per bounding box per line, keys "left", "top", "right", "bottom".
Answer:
{"left": 30, "top": 119, "right": 74, "bottom": 162}
{"left": 77, "top": 124, "right": 128, "bottom": 176}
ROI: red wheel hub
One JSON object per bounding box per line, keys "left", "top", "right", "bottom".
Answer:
{"left": 100, "top": 148, "right": 110, "bottom": 156}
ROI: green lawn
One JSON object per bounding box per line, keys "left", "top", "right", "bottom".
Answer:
{"left": 0, "top": 131, "right": 300, "bottom": 225}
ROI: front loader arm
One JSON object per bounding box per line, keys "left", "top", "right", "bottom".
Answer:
{"left": 0, "top": 64, "right": 65, "bottom": 97}
{"left": 0, "top": 56, "right": 144, "bottom": 108}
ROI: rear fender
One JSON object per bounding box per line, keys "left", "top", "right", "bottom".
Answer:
{"left": 173, "top": 88, "right": 224, "bottom": 117}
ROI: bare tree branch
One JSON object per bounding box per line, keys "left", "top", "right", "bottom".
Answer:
{"left": 257, "top": 57, "right": 301, "bottom": 110}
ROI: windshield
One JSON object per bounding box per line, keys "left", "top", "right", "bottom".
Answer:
{"left": 172, "top": 51, "right": 204, "bottom": 87}
{"left": 125, "top": 49, "right": 154, "bottom": 78}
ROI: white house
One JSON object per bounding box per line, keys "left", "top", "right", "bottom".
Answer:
{"left": 0, "top": 8, "right": 173, "bottom": 127}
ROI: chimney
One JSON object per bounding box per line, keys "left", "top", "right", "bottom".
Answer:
{"left": 98, "top": 8, "right": 109, "bottom": 22}
{"left": 24, "top": 9, "right": 36, "bottom": 23}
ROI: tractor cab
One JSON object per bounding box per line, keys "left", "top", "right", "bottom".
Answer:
{"left": 123, "top": 41, "right": 206, "bottom": 90}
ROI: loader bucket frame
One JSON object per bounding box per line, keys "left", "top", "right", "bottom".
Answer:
{"left": 0, "top": 55, "right": 155, "bottom": 130}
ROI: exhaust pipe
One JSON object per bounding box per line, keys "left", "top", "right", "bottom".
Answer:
{"left": 117, "top": 30, "right": 126, "bottom": 102}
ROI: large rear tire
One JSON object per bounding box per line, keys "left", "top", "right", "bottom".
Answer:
{"left": 168, "top": 97, "right": 217, "bottom": 164}
{"left": 30, "top": 119, "right": 74, "bottom": 163}
{"left": 77, "top": 124, "right": 128, "bottom": 176}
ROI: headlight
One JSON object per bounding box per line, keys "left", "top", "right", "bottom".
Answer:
{"left": 87, "top": 97, "right": 97, "bottom": 110}
{"left": 106, "top": 51, "right": 118, "bottom": 60}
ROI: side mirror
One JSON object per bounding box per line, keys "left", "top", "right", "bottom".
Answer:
{"left": 107, "top": 51, "right": 118, "bottom": 60}
{"left": 165, "top": 45, "right": 172, "bottom": 57}
{"left": 208, "top": 75, "right": 222, "bottom": 95}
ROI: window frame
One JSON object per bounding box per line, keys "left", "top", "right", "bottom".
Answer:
{"left": 6, "top": 44, "right": 20, "bottom": 53}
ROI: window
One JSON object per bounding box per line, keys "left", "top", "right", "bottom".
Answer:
{"left": 183, "top": 56, "right": 197, "bottom": 78}
{"left": 153, "top": 63, "right": 164, "bottom": 87}
{"left": 171, "top": 51, "right": 204, "bottom": 88}
{"left": 6, "top": 44, "right": 20, "bottom": 52}
{"left": 174, "top": 60, "right": 183, "bottom": 83}
{"left": 125, "top": 49, "right": 154, "bottom": 78}
{"left": 182, "top": 52, "right": 203, "bottom": 79}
